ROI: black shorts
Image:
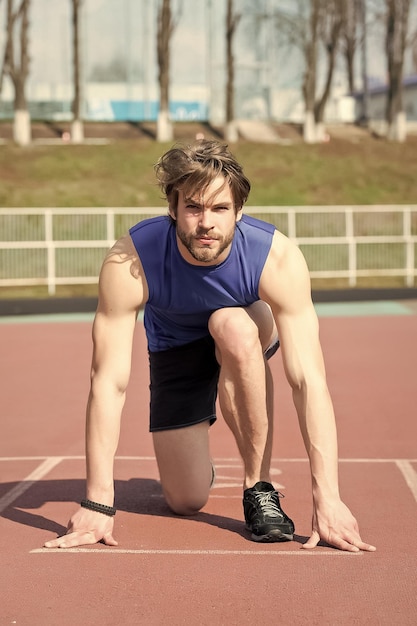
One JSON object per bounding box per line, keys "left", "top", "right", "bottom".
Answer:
{"left": 149, "top": 336, "right": 220, "bottom": 432}
{"left": 148, "top": 335, "right": 280, "bottom": 432}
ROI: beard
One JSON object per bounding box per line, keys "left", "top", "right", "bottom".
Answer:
{"left": 175, "top": 223, "right": 236, "bottom": 263}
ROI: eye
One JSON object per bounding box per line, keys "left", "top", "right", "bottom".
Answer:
{"left": 185, "top": 204, "right": 202, "bottom": 216}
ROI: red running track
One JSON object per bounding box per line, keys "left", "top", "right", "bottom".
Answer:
{"left": 0, "top": 305, "right": 416, "bottom": 625}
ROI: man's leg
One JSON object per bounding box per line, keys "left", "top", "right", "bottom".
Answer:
{"left": 152, "top": 421, "right": 213, "bottom": 515}
{"left": 209, "top": 302, "right": 295, "bottom": 542}
{"left": 208, "top": 301, "right": 276, "bottom": 489}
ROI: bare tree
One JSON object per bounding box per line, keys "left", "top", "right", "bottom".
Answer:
{"left": 359, "top": 0, "right": 371, "bottom": 124}
{"left": 312, "top": 1, "right": 345, "bottom": 141}
{"left": 71, "top": 0, "right": 84, "bottom": 143}
{"left": 225, "top": 0, "right": 241, "bottom": 142}
{"left": 0, "top": 0, "right": 31, "bottom": 145}
{"left": 385, "top": 0, "right": 412, "bottom": 141}
{"left": 299, "top": 2, "right": 319, "bottom": 142}
{"left": 0, "top": 0, "right": 6, "bottom": 94}
{"left": 412, "top": 30, "right": 417, "bottom": 71}
{"left": 341, "top": 0, "right": 361, "bottom": 93}
{"left": 277, "top": 0, "right": 345, "bottom": 143}
{"left": 156, "top": 0, "right": 175, "bottom": 142}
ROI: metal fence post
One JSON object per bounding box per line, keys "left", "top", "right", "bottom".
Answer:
{"left": 346, "top": 208, "right": 356, "bottom": 287}
{"left": 45, "top": 210, "right": 56, "bottom": 295}
{"left": 287, "top": 208, "right": 296, "bottom": 240}
{"left": 106, "top": 208, "right": 115, "bottom": 245}
{"left": 404, "top": 207, "right": 414, "bottom": 287}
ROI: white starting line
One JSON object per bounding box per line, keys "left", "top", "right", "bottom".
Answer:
{"left": 30, "top": 547, "right": 362, "bottom": 556}
{"left": 1, "top": 455, "right": 416, "bottom": 556}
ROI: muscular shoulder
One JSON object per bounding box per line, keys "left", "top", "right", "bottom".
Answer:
{"left": 259, "top": 231, "right": 312, "bottom": 311}
{"left": 265, "top": 230, "right": 307, "bottom": 272}
{"left": 98, "top": 234, "right": 148, "bottom": 314}
{"left": 103, "top": 234, "right": 142, "bottom": 277}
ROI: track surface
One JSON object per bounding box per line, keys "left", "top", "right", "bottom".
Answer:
{"left": 1, "top": 300, "right": 416, "bottom": 625}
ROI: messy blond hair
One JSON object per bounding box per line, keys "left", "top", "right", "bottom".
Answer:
{"left": 154, "top": 139, "right": 251, "bottom": 215}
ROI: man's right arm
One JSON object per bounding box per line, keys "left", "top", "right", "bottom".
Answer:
{"left": 44, "top": 235, "right": 147, "bottom": 548}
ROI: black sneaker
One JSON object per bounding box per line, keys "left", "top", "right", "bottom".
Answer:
{"left": 243, "top": 481, "right": 295, "bottom": 542}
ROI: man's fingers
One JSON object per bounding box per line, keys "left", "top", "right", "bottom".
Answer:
{"left": 44, "top": 530, "right": 104, "bottom": 549}
{"left": 44, "top": 539, "right": 60, "bottom": 548}
{"left": 340, "top": 530, "right": 376, "bottom": 552}
{"left": 302, "top": 530, "right": 320, "bottom": 549}
{"left": 349, "top": 539, "right": 376, "bottom": 552}
{"left": 102, "top": 532, "right": 118, "bottom": 547}
{"left": 332, "top": 538, "right": 360, "bottom": 552}
{"left": 302, "top": 530, "right": 377, "bottom": 553}
{"left": 44, "top": 532, "right": 91, "bottom": 549}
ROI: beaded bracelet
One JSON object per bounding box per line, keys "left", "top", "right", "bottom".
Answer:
{"left": 81, "top": 499, "right": 116, "bottom": 517}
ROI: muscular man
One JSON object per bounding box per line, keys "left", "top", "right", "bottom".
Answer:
{"left": 45, "top": 140, "right": 375, "bottom": 552}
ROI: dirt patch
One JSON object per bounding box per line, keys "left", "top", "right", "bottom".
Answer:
{"left": 326, "top": 123, "right": 372, "bottom": 142}
{"left": 3, "top": 119, "right": 416, "bottom": 149}
{"left": 0, "top": 121, "right": 225, "bottom": 142}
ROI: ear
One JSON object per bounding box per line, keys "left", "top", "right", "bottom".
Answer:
{"left": 236, "top": 207, "right": 244, "bottom": 222}
{"left": 168, "top": 205, "right": 177, "bottom": 221}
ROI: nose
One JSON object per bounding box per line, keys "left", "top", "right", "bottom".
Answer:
{"left": 199, "top": 209, "right": 214, "bottom": 230}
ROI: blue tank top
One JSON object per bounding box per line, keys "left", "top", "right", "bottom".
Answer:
{"left": 129, "top": 214, "right": 275, "bottom": 351}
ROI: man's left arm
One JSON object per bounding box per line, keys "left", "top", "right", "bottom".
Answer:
{"left": 259, "top": 231, "right": 376, "bottom": 553}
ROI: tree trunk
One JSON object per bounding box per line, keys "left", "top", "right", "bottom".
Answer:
{"left": 156, "top": 0, "right": 173, "bottom": 142}
{"left": 225, "top": 0, "right": 240, "bottom": 142}
{"left": 302, "top": 0, "right": 319, "bottom": 143}
{"left": 360, "top": 0, "right": 370, "bottom": 124}
{"left": 71, "top": 0, "right": 84, "bottom": 143}
{"left": 385, "top": 0, "right": 411, "bottom": 142}
{"left": 387, "top": 111, "right": 407, "bottom": 142}
{"left": 13, "top": 108, "right": 30, "bottom": 145}
{"left": 314, "top": 14, "right": 343, "bottom": 124}
{"left": 301, "top": 0, "right": 345, "bottom": 142}
{"left": 5, "top": 0, "right": 32, "bottom": 146}
{"left": 343, "top": 0, "right": 360, "bottom": 93}
{"left": 303, "top": 110, "right": 317, "bottom": 143}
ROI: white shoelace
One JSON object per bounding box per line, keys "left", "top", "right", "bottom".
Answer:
{"left": 254, "top": 491, "right": 284, "bottom": 518}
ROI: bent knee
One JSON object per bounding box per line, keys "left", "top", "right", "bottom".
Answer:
{"left": 209, "top": 307, "right": 259, "bottom": 344}
{"left": 164, "top": 491, "right": 209, "bottom": 516}
{"left": 209, "top": 307, "right": 260, "bottom": 358}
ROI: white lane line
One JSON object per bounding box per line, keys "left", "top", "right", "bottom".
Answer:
{"left": 0, "top": 457, "right": 63, "bottom": 514}
{"left": 395, "top": 460, "right": 417, "bottom": 503}
{"left": 148, "top": 493, "right": 243, "bottom": 498}
{"left": 0, "top": 456, "right": 84, "bottom": 461}
{"left": 30, "top": 548, "right": 362, "bottom": 556}
{"left": 1, "top": 456, "right": 416, "bottom": 462}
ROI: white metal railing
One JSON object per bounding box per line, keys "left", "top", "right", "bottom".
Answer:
{"left": 0, "top": 206, "right": 416, "bottom": 295}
